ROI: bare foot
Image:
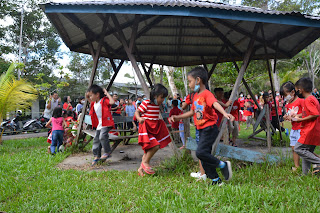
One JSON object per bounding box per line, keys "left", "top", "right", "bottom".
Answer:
{"left": 138, "top": 166, "right": 144, "bottom": 177}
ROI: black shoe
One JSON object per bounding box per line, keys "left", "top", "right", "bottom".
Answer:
{"left": 221, "top": 161, "right": 232, "bottom": 181}
{"left": 211, "top": 177, "right": 223, "bottom": 186}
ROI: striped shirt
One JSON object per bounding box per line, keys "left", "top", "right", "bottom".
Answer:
{"left": 138, "top": 99, "right": 160, "bottom": 120}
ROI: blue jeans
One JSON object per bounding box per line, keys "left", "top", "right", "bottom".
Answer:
{"left": 51, "top": 130, "right": 64, "bottom": 154}
{"left": 195, "top": 129, "right": 200, "bottom": 144}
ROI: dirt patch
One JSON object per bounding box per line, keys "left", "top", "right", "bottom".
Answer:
{"left": 57, "top": 143, "right": 175, "bottom": 171}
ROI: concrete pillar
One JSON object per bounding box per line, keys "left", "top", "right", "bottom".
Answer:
{"left": 31, "top": 99, "right": 40, "bottom": 119}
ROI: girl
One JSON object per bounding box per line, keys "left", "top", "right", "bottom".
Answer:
{"left": 135, "top": 84, "right": 171, "bottom": 176}
{"left": 45, "top": 107, "right": 67, "bottom": 155}
{"left": 280, "top": 81, "right": 303, "bottom": 171}
{"left": 86, "top": 84, "right": 115, "bottom": 166}
{"left": 170, "top": 67, "right": 233, "bottom": 185}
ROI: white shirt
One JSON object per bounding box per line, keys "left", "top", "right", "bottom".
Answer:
{"left": 94, "top": 99, "right": 103, "bottom": 130}
{"left": 43, "top": 98, "right": 59, "bottom": 119}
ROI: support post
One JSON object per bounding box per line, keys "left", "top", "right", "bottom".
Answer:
{"left": 111, "top": 15, "right": 150, "bottom": 97}
{"left": 106, "top": 60, "right": 125, "bottom": 91}
{"left": 75, "top": 17, "right": 107, "bottom": 145}
{"left": 261, "top": 26, "right": 283, "bottom": 142}
{"left": 212, "top": 23, "right": 260, "bottom": 154}
{"left": 265, "top": 104, "right": 272, "bottom": 152}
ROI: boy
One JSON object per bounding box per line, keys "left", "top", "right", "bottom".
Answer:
{"left": 294, "top": 77, "right": 320, "bottom": 175}
{"left": 169, "top": 67, "right": 234, "bottom": 185}
{"left": 169, "top": 100, "right": 183, "bottom": 147}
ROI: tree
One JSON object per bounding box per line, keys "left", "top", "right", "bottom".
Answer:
{"left": 0, "top": 63, "right": 37, "bottom": 121}
{"left": 165, "top": 66, "right": 179, "bottom": 96}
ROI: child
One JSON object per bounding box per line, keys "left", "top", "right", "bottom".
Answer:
{"left": 135, "top": 84, "right": 171, "bottom": 176}
{"left": 125, "top": 99, "right": 136, "bottom": 129}
{"left": 45, "top": 107, "right": 67, "bottom": 155}
{"left": 269, "top": 93, "right": 285, "bottom": 133}
{"left": 86, "top": 84, "right": 115, "bottom": 166}
{"left": 244, "top": 101, "right": 254, "bottom": 129}
{"left": 225, "top": 91, "right": 240, "bottom": 147}
{"left": 169, "top": 67, "right": 233, "bottom": 185}
{"left": 280, "top": 81, "right": 303, "bottom": 171}
{"left": 169, "top": 100, "right": 183, "bottom": 148}
{"left": 293, "top": 78, "right": 320, "bottom": 175}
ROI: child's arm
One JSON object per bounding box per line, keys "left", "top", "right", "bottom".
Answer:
{"left": 45, "top": 118, "right": 52, "bottom": 128}
{"left": 62, "top": 119, "right": 68, "bottom": 129}
{"left": 135, "top": 109, "right": 146, "bottom": 124}
{"left": 103, "top": 89, "right": 115, "bottom": 105}
{"left": 213, "top": 102, "right": 234, "bottom": 121}
{"left": 132, "top": 121, "right": 137, "bottom": 131}
{"left": 217, "top": 100, "right": 232, "bottom": 108}
{"left": 295, "top": 114, "right": 319, "bottom": 122}
{"left": 169, "top": 110, "right": 194, "bottom": 122}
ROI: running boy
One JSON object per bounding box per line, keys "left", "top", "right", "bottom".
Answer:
{"left": 169, "top": 67, "right": 234, "bottom": 185}
{"left": 293, "top": 77, "right": 320, "bottom": 175}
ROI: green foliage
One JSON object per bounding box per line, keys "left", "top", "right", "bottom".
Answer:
{"left": 0, "top": 62, "right": 38, "bottom": 121}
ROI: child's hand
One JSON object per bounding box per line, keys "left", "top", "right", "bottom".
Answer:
{"left": 138, "top": 117, "right": 146, "bottom": 124}
{"left": 168, "top": 116, "right": 177, "bottom": 123}
{"left": 224, "top": 113, "right": 234, "bottom": 121}
{"left": 103, "top": 88, "right": 108, "bottom": 95}
{"left": 226, "top": 100, "right": 232, "bottom": 107}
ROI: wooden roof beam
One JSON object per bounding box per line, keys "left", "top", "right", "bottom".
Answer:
{"left": 198, "top": 17, "right": 242, "bottom": 57}
{"left": 214, "top": 18, "right": 292, "bottom": 58}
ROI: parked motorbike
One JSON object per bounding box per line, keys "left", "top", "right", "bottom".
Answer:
{"left": 0, "top": 119, "right": 14, "bottom": 135}
{"left": 23, "top": 118, "right": 43, "bottom": 133}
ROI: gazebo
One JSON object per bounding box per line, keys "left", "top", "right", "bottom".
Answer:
{"left": 40, "top": 0, "right": 320, "bottom": 150}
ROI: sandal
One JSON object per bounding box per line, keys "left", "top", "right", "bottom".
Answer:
{"left": 141, "top": 162, "right": 155, "bottom": 174}
{"left": 312, "top": 166, "right": 320, "bottom": 175}
{"left": 138, "top": 167, "right": 145, "bottom": 177}
{"left": 229, "top": 141, "right": 237, "bottom": 147}
{"left": 91, "top": 158, "right": 100, "bottom": 166}
{"left": 100, "top": 153, "right": 111, "bottom": 161}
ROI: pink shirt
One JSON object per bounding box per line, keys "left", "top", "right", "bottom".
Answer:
{"left": 52, "top": 117, "right": 64, "bottom": 131}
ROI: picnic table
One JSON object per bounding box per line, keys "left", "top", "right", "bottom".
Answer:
{"left": 82, "top": 113, "right": 170, "bottom": 154}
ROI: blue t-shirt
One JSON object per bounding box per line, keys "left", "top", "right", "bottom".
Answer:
{"left": 76, "top": 103, "right": 83, "bottom": 113}
{"left": 125, "top": 105, "right": 136, "bottom": 117}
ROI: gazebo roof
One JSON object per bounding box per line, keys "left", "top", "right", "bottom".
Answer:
{"left": 41, "top": 0, "right": 320, "bottom": 66}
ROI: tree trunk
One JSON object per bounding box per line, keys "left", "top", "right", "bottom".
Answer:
{"left": 165, "top": 66, "right": 178, "bottom": 95}
{"left": 159, "top": 65, "right": 164, "bottom": 85}
{"left": 270, "top": 59, "right": 280, "bottom": 92}
{"left": 182, "top": 67, "right": 188, "bottom": 96}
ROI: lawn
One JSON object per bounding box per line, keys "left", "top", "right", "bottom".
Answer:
{"left": 1, "top": 126, "right": 320, "bottom": 212}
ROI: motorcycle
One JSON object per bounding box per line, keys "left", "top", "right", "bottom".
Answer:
{"left": 22, "top": 118, "right": 44, "bottom": 133}
{"left": 0, "top": 119, "right": 14, "bottom": 135}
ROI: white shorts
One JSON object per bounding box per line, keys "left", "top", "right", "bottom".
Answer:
{"left": 289, "top": 129, "right": 301, "bottom": 147}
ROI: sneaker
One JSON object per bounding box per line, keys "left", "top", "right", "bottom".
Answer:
{"left": 212, "top": 177, "right": 223, "bottom": 186}
{"left": 190, "top": 172, "right": 201, "bottom": 178}
{"left": 221, "top": 161, "right": 232, "bottom": 181}
{"left": 285, "top": 128, "right": 289, "bottom": 136}
{"left": 198, "top": 174, "right": 207, "bottom": 181}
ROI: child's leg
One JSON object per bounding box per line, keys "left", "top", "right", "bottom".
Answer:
{"left": 294, "top": 142, "right": 319, "bottom": 174}
{"left": 292, "top": 146, "right": 300, "bottom": 168}
{"left": 92, "top": 130, "right": 102, "bottom": 159}
{"left": 50, "top": 130, "right": 58, "bottom": 154}
{"left": 99, "top": 127, "right": 111, "bottom": 157}
{"left": 196, "top": 126, "right": 221, "bottom": 179}
{"left": 57, "top": 130, "right": 64, "bottom": 152}
{"left": 199, "top": 160, "right": 205, "bottom": 175}
{"left": 232, "top": 121, "right": 239, "bottom": 145}
{"left": 142, "top": 145, "right": 160, "bottom": 167}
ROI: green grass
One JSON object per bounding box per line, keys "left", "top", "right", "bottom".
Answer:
{"left": 1, "top": 136, "right": 320, "bottom": 212}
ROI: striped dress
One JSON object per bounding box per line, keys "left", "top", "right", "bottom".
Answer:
{"left": 138, "top": 99, "right": 171, "bottom": 152}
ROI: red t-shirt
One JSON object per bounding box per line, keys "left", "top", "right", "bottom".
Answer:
{"left": 238, "top": 97, "right": 245, "bottom": 108}
{"left": 169, "top": 106, "right": 182, "bottom": 129}
{"left": 286, "top": 98, "right": 303, "bottom": 130}
{"left": 271, "top": 100, "right": 280, "bottom": 117}
{"left": 63, "top": 102, "right": 73, "bottom": 111}
{"left": 191, "top": 90, "right": 218, "bottom": 129}
{"left": 138, "top": 99, "right": 160, "bottom": 120}
{"left": 298, "top": 96, "right": 320, "bottom": 145}
{"left": 216, "top": 99, "right": 227, "bottom": 127}
{"left": 231, "top": 100, "right": 240, "bottom": 121}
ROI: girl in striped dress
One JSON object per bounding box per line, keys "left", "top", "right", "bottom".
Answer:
{"left": 135, "top": 84, "right": 171, "bottom": 176}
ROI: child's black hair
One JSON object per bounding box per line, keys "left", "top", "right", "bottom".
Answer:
{"left": 67, "top": 110, "right": 73, "bottom": 117}
{"left": 51, "top": 91, "right": 58, "bottom": 96}
{"left": 214, "top": 88, "right": 224, "bottom": 93}
{"left": 187, "top": 66, "right": 208, "bottom": 85}
{"left": 150, "top": 84, "right": 168, "bottom": 103}
{"left": 263, "top": 92, "right": 269, "bottom": 98}
{"left": 78, "top": 96, "right": 85, "bottom": 103}
{"left": 52, "top": 107, "right": 63, "bottom": 118}
{"left": 87, "top": 84, "right": 106, "bottom": 98}
{"left": 295, "top": 77, "right": 313, "bottom": 93}
{"left": 172, "top": 99, "right": 178, "bottom": 107}
{"left": 280, "top": 81, "right": 296, "bottom": 96}
{"left": 63, "top": 96, "right": 68, "bottom": 103}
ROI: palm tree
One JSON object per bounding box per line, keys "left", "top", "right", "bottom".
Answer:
{"left": 0, "top": 63, "right": 38, "bottom": 143}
